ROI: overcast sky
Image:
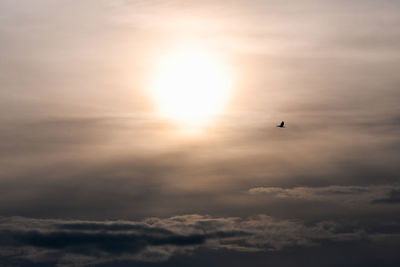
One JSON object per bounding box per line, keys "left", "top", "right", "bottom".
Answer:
{"left": 1, "top": 1, "right": 400, "bottom": 266}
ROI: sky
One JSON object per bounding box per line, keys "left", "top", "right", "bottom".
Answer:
{"left": 1, "top": 0, "right": 400, "bottom": 266}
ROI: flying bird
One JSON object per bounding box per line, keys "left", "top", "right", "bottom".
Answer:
{"left": 277, "top": 121, "right": 285, "bottom": 128}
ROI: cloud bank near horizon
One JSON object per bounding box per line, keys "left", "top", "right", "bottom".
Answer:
{"left": 2, "top": 214, "right": 400, "bottom": 266}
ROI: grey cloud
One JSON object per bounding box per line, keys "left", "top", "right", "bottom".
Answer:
{"left": 0, "top": 114, "right": 400, "bottom": 221}
{"left": 249, "top": 185, "right": 400, "bottom": 204}
{"left": 1, "top": 214, "right": 396, "bottom": 266}
{"left": 371, "top": 189, "right": 400, "bottom": 205}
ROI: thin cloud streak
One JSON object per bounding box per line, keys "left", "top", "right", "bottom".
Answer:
{"left": 249, "top": 185, "right": 400, "bottom": 204}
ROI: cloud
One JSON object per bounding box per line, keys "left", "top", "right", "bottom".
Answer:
{"left": 371, "top": 189, "right": 400, "bottom": 205}
{"left": 1, "top": 214, "right": 399, "bottom": 266}
{"left": 0, "top": 114, "right": 399, "bottom": 221}
{"left": 248, "top": 185, "right": 400, "bottom": 204}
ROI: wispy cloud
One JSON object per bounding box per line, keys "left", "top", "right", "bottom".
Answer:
{"left": 249, "top": 185, "right": 400, "bottom": 205}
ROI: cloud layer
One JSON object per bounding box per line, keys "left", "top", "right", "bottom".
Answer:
{"left": 2, "top": 214, "right": 400, "bottom": 266}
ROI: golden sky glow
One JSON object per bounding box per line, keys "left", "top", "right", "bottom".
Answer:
{"left": 149, "top": 47, "right": 233, "bottom": 126}
{"left": 1, "top": 1, "right": 400, "bottom": 265}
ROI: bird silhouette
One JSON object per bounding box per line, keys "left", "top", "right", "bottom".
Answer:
{"left": 276, "top": 121, "right": 285, "bottom": 128}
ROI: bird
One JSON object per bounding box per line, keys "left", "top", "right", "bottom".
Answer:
{"left": 276, "top": 121, "right": 285, "bottom": 128}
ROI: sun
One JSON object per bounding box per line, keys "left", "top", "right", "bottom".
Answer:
{"left": 150, "top": 48, "right": 232, "bottom": 126}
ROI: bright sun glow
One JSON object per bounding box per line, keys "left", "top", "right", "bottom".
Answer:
{"left": 150, "top": 48, "right": 232, "bottom": 126}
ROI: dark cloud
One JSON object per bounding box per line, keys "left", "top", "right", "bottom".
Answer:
{"left": 371, "top": 189, "right": 400, "bottom": 205}
{"left": 2, "top": 214, "right": 400, "bottom": 266}
{"left": 249, "top": 185, "right": 400, "bottom": 204}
